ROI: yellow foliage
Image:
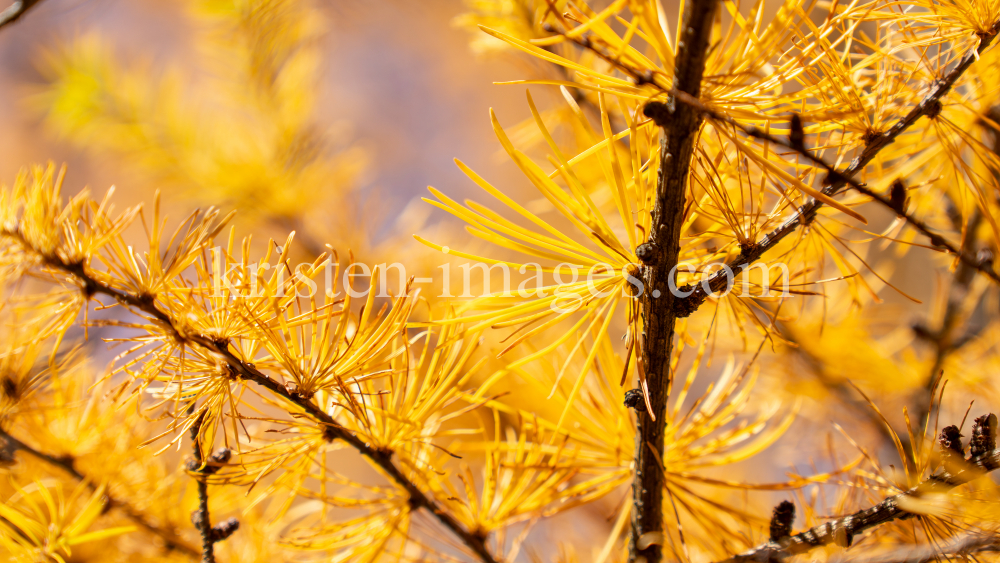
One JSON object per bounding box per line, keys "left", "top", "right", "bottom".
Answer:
{"left": 2, "top": 0, "right": 1000, "bottom": 562}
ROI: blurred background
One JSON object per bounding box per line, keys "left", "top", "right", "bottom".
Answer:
{"left": 0, "top": 0, "right": 534, "bottom": 244}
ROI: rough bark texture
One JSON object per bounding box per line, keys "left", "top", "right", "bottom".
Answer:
{"left": 715, "top": 441, "right": 1000, "bottom": 563}
{"left": 190, "top": 415, "right": 217, "bottom": 563}
{"left": 630, "top": 2, "right": 718, "bottom": 562}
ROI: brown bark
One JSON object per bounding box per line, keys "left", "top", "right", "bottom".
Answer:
{"left": 630, "top": 2, "right": 719, "bottom": 562}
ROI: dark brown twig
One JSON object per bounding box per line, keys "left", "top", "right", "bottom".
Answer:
{"left": 0, "top": 0, "right": 42, "bottom": 29}
{"left": 1, "top": 229, "right": 500, "bottom": 563}
{"left": 668, "top": 90, "right": 1000, "bottom": 297}
{"left": 829, "top": 532, "right": 1000, "bottom": 563}
{"left": 189, "top": 413, "right": 217, "bottom": 563}
{"left": 185, "top": 412, "right": 237, "bottom": 561}
{"left": 629, "top": 2, "right": 719, "bottom": 563}
{"left": 0, "top": 427, "right": 201, "bottom": 558}
{"left": 715, "top": 424, "right": 1000, "bottom": 563}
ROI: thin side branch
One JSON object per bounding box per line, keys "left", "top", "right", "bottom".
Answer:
{"left": 670, "top": 90, "right": 1000, "bottom": 294}
{"left": 678, "top": 21, "right": 1000, "bottom": 307}
{"left": 0, "top": 427, "right": 201, "bottom": 558}
{"left": 0, "top": 0, "right": 42, "bottom": 29}
{"left": 2, "top": 231, "right": 500, "bottom": 563}
{"left": 715, "top": 446, "right": 1000, "bottom": 563}
{"left": 189, "top": 413, "right": 216, "bottom": 563}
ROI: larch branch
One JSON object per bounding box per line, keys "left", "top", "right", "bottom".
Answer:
{"left": 2, "top": 230, "right": 501, "bottom": 563}
{"left": 715, "top": 446, "right": 1000, "bottom": 563}
{"left": 678, "top": 21, "right": 1000, "bottom": 308}
{"left": 630, "top": 2, "right": 719, "bottom": 563}
{"left": 0, "top": 427, "right": 201, "bottom": 558}
{"left": 189, "top": 413, "right": 217, "bottom": 563}
{"left": 668, "top": 89, "right": 1000, "bottom": 303}
{"left": 555, "top": 17, "right": 1000, "bottom": 309}
{"left": 829, "top": 532, "right": 1000, "bottom": 563}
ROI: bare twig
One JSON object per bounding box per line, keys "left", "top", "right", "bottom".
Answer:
{"left": 0, "top": 427, "right": 201, "bottom": 558}
{"left": 1, "top": 229, "right": 500, "bottom": 563}
{"left": 185, "top": 414, "right": 237, "bottom": 562}
{"left": 629, "top": 2, "right": 719, "bottom": 563}
{"left": 189, "top": 413, "right": 216, "bottom": 563}
{"left": 0, "top": 0, "right": 42, "bottom": 29}
{"left": 715, "top": 437, "right": 1000, "bottom": 563}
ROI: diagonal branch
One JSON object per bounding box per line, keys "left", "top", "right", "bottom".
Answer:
{"left": 554, "top": 18, "right": 1000, "bottom": 310}
{"left": 0, "top": 0, "right": 42, "bottom": 29}
{"left": 669, "top": 89, "right": 1000, "bottom": 304}
{"left": 0, "top": 427, "right": 201, "bottom": 558}
{"left": 1, "top": 229, "right": 500, "bottom": 563}
{"left": 675, "top": 21, "right": 1000, "bottom": 309}
{"left": 715, "top": 442, "right": 1000, "bottom": 563}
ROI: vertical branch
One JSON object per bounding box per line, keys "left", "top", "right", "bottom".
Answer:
{"left": 186, "top": 414, "right": 238, "bottom": 563}
{"left": 630, "top": 2, "right": 719, "bottom": 563}
{"left": 189, "top": 413, "right": 216, "bottom": 563}
{"left": 187, "top": 413, "right": 238, "bottom": 563}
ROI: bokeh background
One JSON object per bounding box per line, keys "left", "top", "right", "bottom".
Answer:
{"left": 0, "top": 0, "right": 533, "bottom": 242}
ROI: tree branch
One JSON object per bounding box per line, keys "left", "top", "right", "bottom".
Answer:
{"left": 1, "top": 230, "right": 500, "bottom": 563}
{"left": 0, "top": 427, "right": 201, "bottom": 558}
{"left": 716, "top": 424, "right": 1000, "bottom": 563}
{"left": 0, "top": 0, "right": 42, "bottom": 29}
{"left": 553, "top": 17, "right": 1000, "bottom": 310}
{"left": 675, "top": 21, "right": 1000, "bottom": 309}
{"left": 630, "top": 2, "right": 719, "bottom": 563}
{"left": 189, "top": 412, "right": 217, "bottom": 563}
{"left": 668, "top": 90, "right": 1000, "bottom": 302}
{"left": 829, "top": 532, "right": 1000, "bottom": 563}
